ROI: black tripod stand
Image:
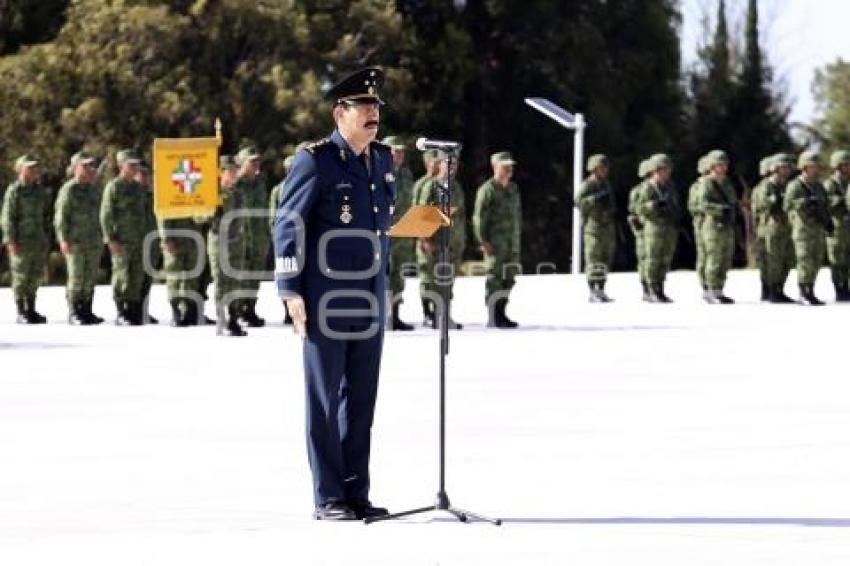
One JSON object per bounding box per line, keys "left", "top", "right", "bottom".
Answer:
{"left": 365, "top": 150, "right": 501, "bottom": 526}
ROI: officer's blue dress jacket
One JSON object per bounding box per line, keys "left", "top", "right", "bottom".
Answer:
{"left": 273, "top": 129, "right": 396, "bottom": 332}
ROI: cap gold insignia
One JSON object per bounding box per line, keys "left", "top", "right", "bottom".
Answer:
{"left": 368, "top": 86, "right": 375, "bottom": 95}
{"left": 340, "top": 204, "right": 353, "bottom": 224}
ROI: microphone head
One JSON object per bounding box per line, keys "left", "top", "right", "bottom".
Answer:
{"left": 415, "top": 137, "right": 429, "bottom": 152}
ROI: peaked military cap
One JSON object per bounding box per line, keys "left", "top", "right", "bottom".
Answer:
{"left": 830, "top": 150, "right": 850, "bottom": 169}
{"left": 220, "top": 155, "right": 238, "bottom": 170}
{"left": 646, "top": 153, "right": 673, "bottom": 172}
{"left": 116, "top": 149, "right": 141, "bottom": 166}
{"left": 382, "top": 136, "right": 406, "bottom": 149}
{"left": 236, "top": 146, "right": 261, "bottom": 165}
{"left": 326, "top": 67, "right": 385, "bottom": 106}
{"left": 69, "top": 151, "right": 96, "bottom": 169}
{"left": 586, "top": 154, "right": 608, "bottom": 172}
{"left": 491, "top": 151, "right": 516, "bottom": 166}
{"left": 14, "top": 154, "right": 39, "bottom": 170}
{"left": 797, "top": 150, "right": 820, "bottom": 169}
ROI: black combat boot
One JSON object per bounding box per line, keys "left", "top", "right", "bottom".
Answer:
{"left": 25, "top": 293, "right": 47, "bottom": 324}
{"left": 799, "top": 284, "right": 825, "bottom": 306}
{"left": 217, "top": 304, "right": 247, "bottom": 337}
{"left": 834, "top": 281, "right": 850, "bottom": 302}
{"left": 170, "top": 299, "right": 187, "bottom": 327}
{"left": 648, "top": 283, "right": 671, "bottom": 303}
{"left": 15, "top": 296, "right": 28, "bottom": 324}
{"left": 760, "top": 279, "right": 769, "bottom": 302}
{"left": 589, "top": 281, "right": 612, "bottom": 303}
{"left": 769, "top": 284, "right": 794, "bottom": 304}
{"left": 705, "top": 289, "right": 733, "bottom": 304}
{"left": 142, "top": 297, "right": 158, "bottom": 324}
{"left": 185, "top": 300, "right": 200, "bottom": 326}
{"left": 390, "top": 304, "right": 414, "bottom": 331}
{"left": 422, "top": 298, "right": 436, "bottom": 328}
{"left": 84, "top": 296, "right": 104, "bottom": 324}
{"left": 68, "top": 300, "right": 89, "bottom": 326}
{"left": 496, "top": 298, "right": 518, "bottom": 329}
{"left": 239, "top": 298, "right": 265, "bottom": 328}
{"left": 115, "top": 300, "right": 133, "bottom": 326}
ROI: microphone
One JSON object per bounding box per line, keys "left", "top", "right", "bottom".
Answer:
{"left": 415, "top": 137, "right": 462, "bottom": 152}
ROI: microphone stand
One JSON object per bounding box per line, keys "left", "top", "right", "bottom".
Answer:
{"left": 366, "top": 149, "right": 501, "bottom": 526}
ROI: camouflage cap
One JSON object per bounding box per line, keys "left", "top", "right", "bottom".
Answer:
{"left": 830, "top": 150, "right": 850, "bottom": 169}
{"left": 382, "top": 136, "right": 406, "bottom": 149}
{"left": 697, "top": 155, "right": 710, "bottom": 175}
{"left": 646, "top": 153, "right": 673, "bottom": 172}
{"left": 69, "top": 151, "right": 96, "bottom": 169}
{"left": 704, "top": 149, "right": 729, "bottom": 169}
{"left": 586, "top": 154, "right": 609, "bottom": 173}
{"left": 637, "top": 159, "right": 650, "bottom": 178}
{"left": 772, "top": 153, "right": 795, "bottom": 169}
{"left": 219, "top": 155, "right": 238, "bottom": 170}
{"left": 116, "top": 149, "right": 141, "bottom": 166}
{"left": 236, "top": 146, "right": 261, "bottom": 165}
{"left": 797, "top": 150, "right": 821, "bottom": 169}
{"left": 491, "top": 151, "right": 516, "bottom": 166}
{"left": 14, "top": 154, "right": 39, "bottom": 170}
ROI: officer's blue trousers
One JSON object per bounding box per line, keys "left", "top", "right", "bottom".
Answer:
{"left": 303, "top": 327, "right": 384, "bottom": 506}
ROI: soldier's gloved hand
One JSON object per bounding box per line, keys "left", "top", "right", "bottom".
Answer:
{"left": 6, "top": 242, "right": 20, "bottom": 256}
{"left": 285, "top": 295, "right": 307, "bottom": 337}
{"left": 480, "top": 241, "right": 494, "bottom": 256}
{"left": 59, "top": 241, "right": 72, "bottom": 255}
{"left": 108, "top": 240, "right": 124, "bottom": 256}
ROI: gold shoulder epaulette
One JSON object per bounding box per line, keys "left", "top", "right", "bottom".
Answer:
{"left": 305, "top": 138, "right": 332, "bottom": 154}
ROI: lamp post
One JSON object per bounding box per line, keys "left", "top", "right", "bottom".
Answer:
{"left": 525, "top": 98, "right": 586, "bottom": 275}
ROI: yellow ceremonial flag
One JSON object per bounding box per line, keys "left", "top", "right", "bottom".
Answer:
{"left": 152, "top": 136, "right": 221, "bottom": 219}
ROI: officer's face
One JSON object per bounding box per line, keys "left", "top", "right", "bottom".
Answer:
{"left": 75, "top": 162, "right": 95, "bottom": 183}
{"left": 802, "top": 164, "right": 820, "bottom": 179}
{"left": 711, "top": 162, "right": 728, "bottom": 179}
{"left": 19, "top": 164, "right": 39, "bottom": 184}
{"left": 391, "top": 148, "right": 405, "bottom": 168}
{"left": 336, "top": 100, "right": 380, "bottom": 144}
{"left": 776, "top": 164, "right": 793, "bottom": 181}
{"left": 653, "top": 165, "right": 672, "bottom": 185}
{"left": 494, "top": 162, "right": 513, "bottom": 182}
{"left": 595, "top": 164, "right": 609, "bottom": 180}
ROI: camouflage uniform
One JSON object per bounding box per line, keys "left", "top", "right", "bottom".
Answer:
{"left": 824, "top": 151, "right": 850, "bottom": 300}
{"left": 100, "top": 150, "right": 151, "bottom": 323}
{"left": 696, "top": 150, "right": 737, "bottom": 303}
{"left": 235, "top": 146, "right": 269, "bottom": 326}
{"left": 158, "top": 216, "right": 204, "bottom": 324}
{"left": 627, "top": 159, "right": 651, "bottom": 299}
{"left": 633, "top": 154, "right": 680, "bottom": 302}
{"left": 577, "top": 154, "right": 616, "bottom": 302}
{"left": 54, "top": 160, "right": 103, "bottom": 322}
{"left": 473, "top": 175, "right": 521, "bottom": 307}
{"left": 1, "top": 155, "right": 50, "bottom": 323}
{"left": 750, "top": 156, "right": 773, "bottom": 299}
{"left": 783, "top": 151, "right": 831, "bottom": 305}
{"left": 389, "top": 165, "right": 416, "bottom": 298}
{"left": 209, "top": 155, "right": 247, "bottom": 336}
{"left": 687, "top": 156, "right": 709, "bottom": 291}
{"left": 751, "top": 154, "right": 795, "bottom": 302}
{"left": 416, "top": 173, "right": 466, "bottom": 328}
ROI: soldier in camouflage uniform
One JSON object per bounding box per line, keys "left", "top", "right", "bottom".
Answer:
{"left": 412, "top": 149, "right": 441, "bottom": 214}
{"left": 687, "top": 155, "right": 709, "bottom": 295}
{"left": 234, "top": 146, "right": 268, "bottom": 327}
{"left": 783, "top": 151, "right": 832, "bottom": 305}
{"left": 577, "top": 154, "right": 616, "bottom": 303}
{"left": 158, "top": 211, "right": 204, "bottom": 327}
{"left": 627, "top": 159, "right": 651, "bottom": 300}
{"left": 633, "top": 153, "right": 680, "bottom": 303}
{"left": 54, "top": 152, "right": 104, "bottom": 325}
{"left": 384, "top": 136, "right": 415, "bottom": 331}
{"left": 1, "top": 154, "right": 49, "bottom": 323}
{"left": 751, "top": 153, "right": 795, "bottom": 303}
{"left": 695, "top": 150, "right": 738, "bottom": 304}
{"left": 416, "top": 151, "right": 466, "bottom": 329}
{"left": 474, "top": 151, "right": 521, "bottom": 328}
{"left": 135, "top": 161, "right": 160, "bottom": 324}
{"left": 100, "top": 149, "right": 151, "bottom": 325}
{"left": 207, "top": 155, "right": 247, "bottom": 337}
{"left": 751, "top": 155, "right": 773, "bottom": 300}
{"left": 268, "top": 151, "right": 299, "bottom": 326}
{"left": 824, "top": 150, "right": 850, "bottom": 301}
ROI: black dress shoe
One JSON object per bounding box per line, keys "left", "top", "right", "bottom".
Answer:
{"left": 313, "top": 502, "right": 357, "bottom": 521}
{"left": 349, "top": 500, "right": 389, "bottom": 520}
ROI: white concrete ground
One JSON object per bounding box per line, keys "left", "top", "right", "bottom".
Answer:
{"left": 2, "top": 269, "right": 850, "bottom": 565}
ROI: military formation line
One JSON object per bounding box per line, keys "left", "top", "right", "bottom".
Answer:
{"left": 2, "top": 142, "right": 848, "bottom": 335}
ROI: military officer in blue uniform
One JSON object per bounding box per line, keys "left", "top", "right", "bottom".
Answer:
{"left": 273, "top": 68, "right": 394, "bottom": 521}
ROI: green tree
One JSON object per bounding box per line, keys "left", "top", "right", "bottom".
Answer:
{"left": 813, "top": 59, "right": 850, "bottom": 151}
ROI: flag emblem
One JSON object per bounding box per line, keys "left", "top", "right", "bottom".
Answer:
{"left": 171, "top": 158, "right": 203, "bottom": 194}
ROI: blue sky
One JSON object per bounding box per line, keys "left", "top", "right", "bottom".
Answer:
{"left": 681, "top": 0, "right": 850, "bottom": 125}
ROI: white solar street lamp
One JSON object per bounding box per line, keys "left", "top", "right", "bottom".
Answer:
{"left": 525, "top": 98, "right": 586, "bottom": 275}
